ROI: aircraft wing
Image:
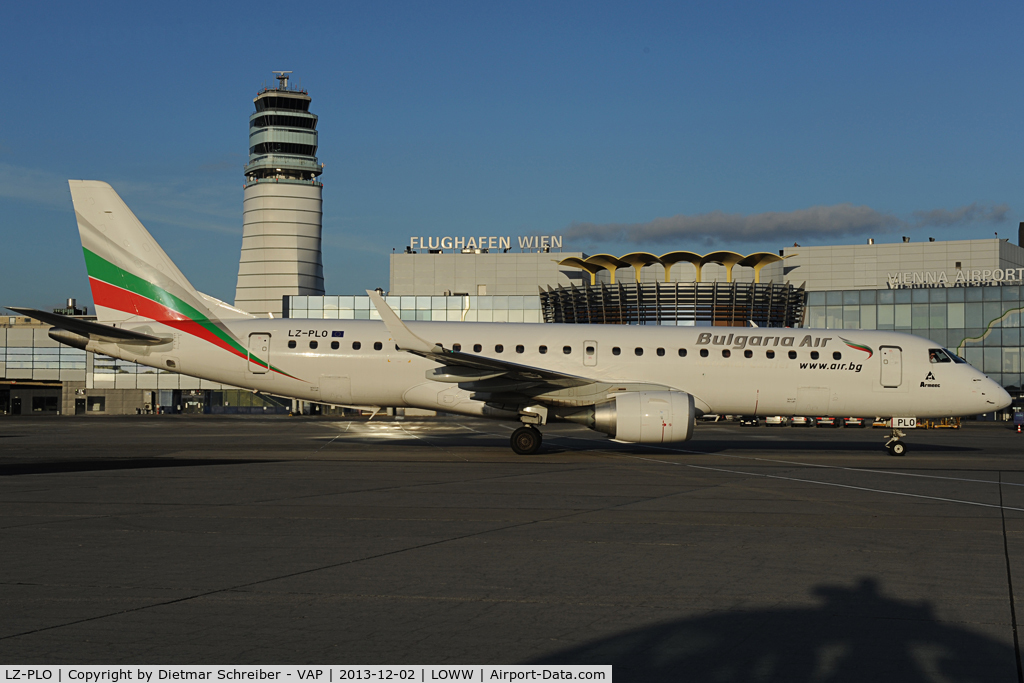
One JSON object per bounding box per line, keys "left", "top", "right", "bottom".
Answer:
{"left": 6, "top": 307, "right": 171, "bottom": 345}
{"left": 366, "top": 291, "right": 672, "bottom": 404}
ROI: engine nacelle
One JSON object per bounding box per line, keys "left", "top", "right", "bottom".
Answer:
{"left": 592, "top": 391, "right": 696, "bottom": 443}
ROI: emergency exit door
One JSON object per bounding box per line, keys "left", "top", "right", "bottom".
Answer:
{"left": 584, "top": 341, "right": 598, "bottom": 366}
{"left": 880, "top": 346, "right": 902, "bottom": 388}
{"left": 248, "top": 334, "right": 270, "bottom": 374}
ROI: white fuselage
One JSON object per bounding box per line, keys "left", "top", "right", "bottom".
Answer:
{"left": 89, "top": 319, "right": 1010, "bottom": 420}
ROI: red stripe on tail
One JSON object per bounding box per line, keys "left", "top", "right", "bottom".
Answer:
{"left": 88, "top": 278, "right": 255, "bottom": 364}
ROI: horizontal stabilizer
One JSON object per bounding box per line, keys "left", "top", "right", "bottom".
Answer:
{"left": 6, "top": 307, "right": 170, "bottom": 345}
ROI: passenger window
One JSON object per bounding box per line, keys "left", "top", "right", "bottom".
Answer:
{"left": 928, "top": 348, "right": 952, "bottom": 363}
{"left": 635, "top": 347, "right": 643, "bottom": 356}
{"left": 766, "top": 350, "right": 775, "bottom": 359}
{"left": 453, "top": 343, "right": 462, "bottom": 352}
{"left": 810, "top": 351, "right": 819, "bottom": 360}
{"left": 288, "top": 340, "right": 296, "bottom": 349}
{"left": 833, "top": 352, "right": 842, "bottom": 360}
{"left": 700, "top": 349, "right": 709, "bottom": 358}
{"left": 309, "top": 341, "right": 318, "bottom": 350}
{"left": 495, "top": 344, "right": 503, "bottom": 353}
{"left": 563, "top": 346, "right": 572, "bottom": 354}
{"left": 656, "top": 348, "right": 665, "bottom": 357}
{"left": 722, "top": 349, "right": 731, "bottom": 358}
{"left": 516, "top": 345, "right": 525, "bottom": 353}
{"left": 586, "top": 345, "right": 595, "bottom": 354}
{"left": 539, "top": 345, "right": 548, "bottom": 354}
{"left": 331, "top": 341, "right": 339, "bottom": 350}
{"left": 352, "top": 341, "right": 361, "bottom": 350}
{"left": 612, "top": 347, "right": 621, "bottom": 356}
{"left": 744, "top": 350, "right": 752, "bottom": 358}
{"left": 473, "top": 344, "right": 482, "bottom": 353}
{"left": 788, "top": 350, "right": 797, "bottom": 359}
{"left": 678, "top": 348, "right": 687, "bottom": 357}
{"left": 373, "top": 342, "right": 383, "bottom": 351}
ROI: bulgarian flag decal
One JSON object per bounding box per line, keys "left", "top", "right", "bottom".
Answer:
{"left": 840, "top": 337, "right": 873, "bottom": 359}
{"left": 83, "top": 247, "right": 300, "bottom": 380}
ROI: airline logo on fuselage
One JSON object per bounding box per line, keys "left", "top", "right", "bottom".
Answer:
{"left": 696, "top": 333, "right": 832, "bottom": 349}
{"left": 840, "top": 337, "right": 874, "bottom": 358}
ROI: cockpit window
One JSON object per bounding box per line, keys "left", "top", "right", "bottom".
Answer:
{"left": 945, "top": 348, "right": 968, "bottom": 364}
{"left": 928, "top": 348, "right": 953, "bottom": 363}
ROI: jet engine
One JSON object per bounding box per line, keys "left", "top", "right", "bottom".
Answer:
{"left": 562, "top": 391, "right": 696, "bottom": 443}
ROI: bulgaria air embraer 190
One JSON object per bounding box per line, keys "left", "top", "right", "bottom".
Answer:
{"left": 10, "top": 181, "right": 1012, "bottom": 456}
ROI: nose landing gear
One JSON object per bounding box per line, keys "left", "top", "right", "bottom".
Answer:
{"left": 511, "top": 425, "right": 543, "bottom": 455}
{"left": 885, "top": 428, "right": 907, "bottom": 456}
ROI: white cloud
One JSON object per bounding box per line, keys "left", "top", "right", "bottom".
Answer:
{"left": 911, "top": 203, "right": 1009, "bottom": 227}
{"left": 567, "top": 204, "right": 902, "bottom": 247}
{"left": 567, "top": 202, "right": 1011, "bottom": 247}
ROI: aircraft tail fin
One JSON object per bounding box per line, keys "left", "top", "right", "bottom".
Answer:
{"left": 68, "top": 180, "right": 254, "bottom": 325}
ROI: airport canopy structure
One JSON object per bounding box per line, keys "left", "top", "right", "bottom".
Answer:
{"left": 540, "top": 281, "right": 806, "bottom": 328}
{"left": 557, "top": 251, "right": 785, "bottom": 285}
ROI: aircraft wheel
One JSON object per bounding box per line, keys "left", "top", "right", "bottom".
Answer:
{"left": 888, "top": 441, "right": 907, "bottom": 457}
{"left": 511, "top": 426, "right": 542, "bottom": 455}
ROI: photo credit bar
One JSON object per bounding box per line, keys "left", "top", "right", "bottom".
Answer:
{"left": 0, "top": 667, "right": 612, "bottom": 683}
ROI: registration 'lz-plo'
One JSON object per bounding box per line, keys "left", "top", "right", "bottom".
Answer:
{"left": 10, "top": 182, "right": 1013, "bottom": 455}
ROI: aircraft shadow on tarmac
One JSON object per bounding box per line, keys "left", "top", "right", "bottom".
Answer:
{"left": 531, "top": 578, "right": 1015, "bottom": 682}
{"left": 0, "top": 458, "right": 274, "bottom": 477}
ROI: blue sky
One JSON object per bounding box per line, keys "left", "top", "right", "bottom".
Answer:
{"left": 3, "top": 1, "right": 1023, "bottom": 310}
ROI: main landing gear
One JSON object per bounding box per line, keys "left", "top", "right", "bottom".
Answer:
{"left": 885, "top": 428, "right": 907, "bottom": 456}
{"left": 511, "top": 425, "right": 543, "bottom": 455}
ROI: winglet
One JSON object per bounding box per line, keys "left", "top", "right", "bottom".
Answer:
{"left": 366, "top": 290, "right": 442, "bottom": 354}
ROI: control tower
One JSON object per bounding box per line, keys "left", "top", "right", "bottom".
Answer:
{"left": 234, "top": 71, "right": 325, "bottom": 317}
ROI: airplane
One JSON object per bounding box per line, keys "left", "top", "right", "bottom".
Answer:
{"left": 9, "top": 181, "right": 1013, "bottom": 456}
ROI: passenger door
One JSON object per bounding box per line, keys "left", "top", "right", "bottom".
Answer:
{"left": 584, "top": 340, "right": 598, "bottom": 367}
{"left": 880, "top": 346, "right": 902, "bottom": 388}
{"left": 248, "top": 334, "right": 270, "bottom": 374}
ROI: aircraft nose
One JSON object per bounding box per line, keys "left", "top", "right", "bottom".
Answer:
{"left": 985, "top": 379, "right": 1012, "bottom": 411}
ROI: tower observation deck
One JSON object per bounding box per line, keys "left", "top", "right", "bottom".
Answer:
{"left": 234, "top": 71, "right": 326, "bottom": 317}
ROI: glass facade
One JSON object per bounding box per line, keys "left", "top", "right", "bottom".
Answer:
{"left": 88, "top": 354, "right": 227, "bottom": 390}
{"left": 805, "top": 285, "right": 1024, "bottom": 392}
{"left": 1, "top": 323, "right": 88, "bottom": 382}
{"left": 1, "top": 345, "right": 86, "bottom": 374}
{"left": 287, "top": 295, "right": 544, "bottom": 324}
